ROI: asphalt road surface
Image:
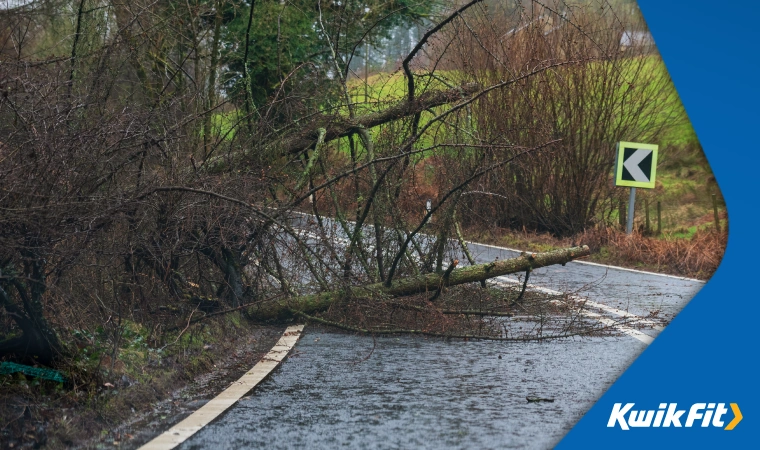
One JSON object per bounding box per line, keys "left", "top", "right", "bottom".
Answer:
{"left": 158, "top": 216, "right": 706, "bottom": 449}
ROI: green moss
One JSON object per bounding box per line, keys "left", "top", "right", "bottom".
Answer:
{"left": 228, "top": 312, "right": 242, "bottom": 327}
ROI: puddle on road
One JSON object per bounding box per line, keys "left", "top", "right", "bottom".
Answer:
{"left": 181, "top": 328, "right": 646, "bottom": 450}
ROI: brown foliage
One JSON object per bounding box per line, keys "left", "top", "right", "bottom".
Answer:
{"left": 0, "top": 0, "right": 686, "bottom": 372}
{"left": 579, "top": 227, "right": 727, "bottom": 279}
{"left": 430, "top": 1, "right": 681, "bottom": 236}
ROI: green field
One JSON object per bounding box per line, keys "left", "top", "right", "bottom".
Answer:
{"left": 208, "top": 61, "right": 724, "bottom": 237}
{"left": 344, "top": 63, "right": 725, "bottom": 238}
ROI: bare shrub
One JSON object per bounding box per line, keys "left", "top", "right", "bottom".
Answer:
{"left": 1, "top": 0, "right": 665, "bottom": 370}
{"left": 434, "top": 1, "right": 684, "bottom": 236}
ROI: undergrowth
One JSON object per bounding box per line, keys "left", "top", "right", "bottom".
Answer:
{"left": 0, "top": 313, "right": 268, "bottom": 448}
{"left": 465, "top": 224, "right": 726, "bottom": 280}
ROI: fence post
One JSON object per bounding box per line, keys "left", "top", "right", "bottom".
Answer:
{"left": 657, "top": 201, "right": 662, "bottom": 235}
{"left": 644, "top": 199, "right": 650, "bottom": 234}
{"left": 712, "top": 194, "right": 721, "bottom": 232}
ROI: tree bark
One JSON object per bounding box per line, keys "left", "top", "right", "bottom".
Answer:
{"left": 248, "top": 245, "right": 590, "bottom": 321}
{"left": 202, "top": 83, "right": 481, "bottom": 173}
{"left": 0, "top": 271, "right": 63, "bottom": 365}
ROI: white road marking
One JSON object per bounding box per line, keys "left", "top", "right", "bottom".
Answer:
{"left": 580, "top": 300, "right": 664, "bottom": 331}
{"left": 461, "top": 240, "right": 705, "bottom": 283}
{"left": 492, "top": 277, "right": 657, "bottom": 344}
{"left": 562, "top": 258, "right": 705, "bottom": 283}
{"left": 576, "top": 309, "right": 654, "bottom": 345}
{"left": 139, "top": 325, "right": 305, "bottom": 450}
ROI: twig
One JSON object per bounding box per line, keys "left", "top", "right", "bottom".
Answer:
{"left": 160, "top": 306, "right": 198, "bottom": 351}
{"left": 429, "top": 259, "right": 458, "bottom": 301}
{"left": 511, "top": 268, "right": 531, "bottom": 306}
{"left": 164, "top": 294, "right": 288, "bottom": 332}
{"left": 294, "top": 310, "right": 609, "bottom": 342}
{"left": 387, "top": 301, "right": 515, "bottom": 317}
{"left": 349, "top": 334, "right": 376, "bottom": 366}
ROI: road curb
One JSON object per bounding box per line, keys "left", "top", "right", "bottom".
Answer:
{"left": 138, "top": 324, "right": 305, "bottom": 450}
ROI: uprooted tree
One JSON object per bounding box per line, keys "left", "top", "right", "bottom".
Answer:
{"left": 1, "top": 0, "right": 656, "bottom": 366}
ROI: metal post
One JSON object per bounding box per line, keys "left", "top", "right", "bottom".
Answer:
{"left": 626, "top": 187, "right": 636, "bottom": 234}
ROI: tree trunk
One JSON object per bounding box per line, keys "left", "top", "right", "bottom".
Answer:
{"left": 0, "top": 270, "right": 63, "bottom": 365}
{"left": 202, "top": 83, "right": 481, "bottom": 173}
{"left": 248, "top": 245, "right": 589, "bottom": 321}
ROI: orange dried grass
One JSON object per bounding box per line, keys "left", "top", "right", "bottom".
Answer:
{"left": 578, "top": 227, "right": 727, "bottom": 279}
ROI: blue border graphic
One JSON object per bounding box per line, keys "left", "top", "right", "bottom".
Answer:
{"left": 558, "top": 1, "right": 759, "bottom": 447}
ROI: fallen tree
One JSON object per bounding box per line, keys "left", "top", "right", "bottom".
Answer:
{"left": 248, "top": 245, "right": 590, "bottom": 322}
{"left": 1, "top": 0, "right": 611, "bottom": 369}
{"left": 202, "top": 82, "right": 482, "bottom": 174}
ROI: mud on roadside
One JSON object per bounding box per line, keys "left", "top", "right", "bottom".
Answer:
{"left": 0, "top": 317, "right": 285, "bottom": 449}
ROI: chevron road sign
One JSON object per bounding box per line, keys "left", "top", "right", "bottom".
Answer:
{"left": 614, "top": 141, "right": 659, "bottom": 189}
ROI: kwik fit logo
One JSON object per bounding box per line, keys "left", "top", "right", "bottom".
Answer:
{"left": 607, "top": 403, "right": 742, "bottom": 430}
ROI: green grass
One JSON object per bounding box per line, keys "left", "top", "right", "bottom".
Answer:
{"left": 341, "top": 63, "right": 722, "bottom": 237}
{"left": 202, "top": 112, "right": 240, "bottom": 141}
{"left": 208, "top": 58, "right": 721, "bottom": 237}
{"left": 334, "top": 70, "right": 489, "bottom": 162}
{"left": 660, "top": 115, "right": 699, "bottom": 147}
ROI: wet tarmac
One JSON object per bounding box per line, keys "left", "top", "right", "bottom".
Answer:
{"left": 463, "top": 242, "right": 703, "bottom": 328}
{"left": 180, "top": 330, "right": 646, "bottom": 449}
{"left": 170, "top": 215, "right": 706, "bottom": 449}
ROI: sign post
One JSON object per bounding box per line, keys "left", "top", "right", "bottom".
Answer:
{"left": 627, "top": 187, "right": 636, "bottom": 235}
{"left": 614, "top": 141, "right": 659, "bottom": 234}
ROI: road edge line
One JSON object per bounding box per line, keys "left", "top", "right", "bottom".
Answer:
{"left": 290, "top": 211, "right": 705, "bottom": 283}
{"left": 138, "top": 324, "right": 305, "bottom": 450}
{"left": 492, "top": 278, "right": 656, "bottom": 344}
{"left": 463, "top": 240, "right": 705, "bottom": 283}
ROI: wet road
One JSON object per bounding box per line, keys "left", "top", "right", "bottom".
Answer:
{"left": 181, "top": 331, "right": 646, "bottom": 450}
{"left": 173, "top": 217, "right": 705, "bottom": 449}
{"left": 463, "top": 241, "right": 702, "bottom": 335}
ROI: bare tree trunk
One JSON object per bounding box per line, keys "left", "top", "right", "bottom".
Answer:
{"left": 202, "top": 83, "right": 480, "bottom": 173}
{"left": 203, "top": 0, "right": 223, "bottom": 158}
{"left": 249, "top": 245, "right": 589, "bottom": 321}
{"left": 0, "top": 265, "right": 63, "bottom": 365}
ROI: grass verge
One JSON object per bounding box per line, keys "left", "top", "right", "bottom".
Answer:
{"left": 464, "top": 225, "right": 726, "bottom": 280}
{"left": 0, "top": 315, "right": 283, "bottom": 449}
